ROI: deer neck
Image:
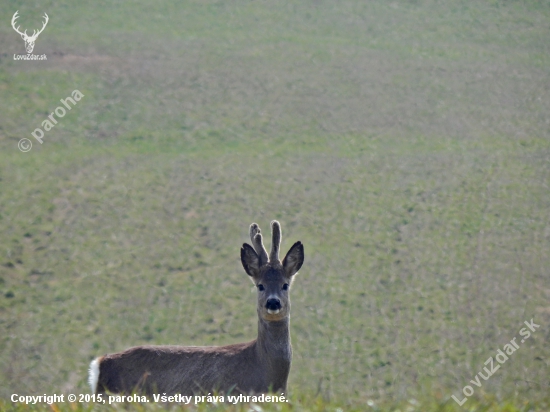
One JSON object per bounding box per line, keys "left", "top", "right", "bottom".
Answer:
{"left": 256, "top": 317, "right": 292, "bottom": 390}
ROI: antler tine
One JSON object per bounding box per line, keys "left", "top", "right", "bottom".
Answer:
{"left": 11, "top": 11, "right": 25, "bottom": 36}
{"left": 249, "top": 223, "right": 268, "bottom": 266}
{"left": 33, "top": 13, "right": 49, "bottom": 38}
{"left": 11, "top": 11, "right": 48, "bottom": 39}
{"left": 11, "top": 10, "right": 19, "bottom": 26}
{"left": 269, "top": 220, "right": 281, "bottom": 263}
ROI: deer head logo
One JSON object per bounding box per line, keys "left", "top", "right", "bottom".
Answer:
{"left": 11, "top": 11, "right": 49, "bottom": 54}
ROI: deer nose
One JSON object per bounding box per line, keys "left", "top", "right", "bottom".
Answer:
{"left": 266, "top": 298, "right": 281, "bottom": 311}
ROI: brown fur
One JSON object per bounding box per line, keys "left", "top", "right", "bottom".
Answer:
{"left": 91, "top": 221, "right": 304, "bottom": 396}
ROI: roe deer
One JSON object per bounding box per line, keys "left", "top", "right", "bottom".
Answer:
{"left": 88, "top": 220, "right": 304, "bottom": 396}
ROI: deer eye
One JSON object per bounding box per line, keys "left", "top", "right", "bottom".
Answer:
{"left": 257, "top": 284, "right": 265, "bottom": 291}
{"left": 282, "top": 283, "right": 289, "bottom": 291}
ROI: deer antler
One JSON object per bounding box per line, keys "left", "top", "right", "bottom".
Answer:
{"left": 11, "top": 11, "right": 27, "bottom": 37}
{"left": 250, "top": 223, "right": 268, "bottom": 266}
{"left": 11, "top": 11, "right": 48, "bottom": 40}
{"left": 269, "top": 220, "right": 281, "bottom": 263}
{"left": 30, "top": 13, "right": 49, "bottom": 40}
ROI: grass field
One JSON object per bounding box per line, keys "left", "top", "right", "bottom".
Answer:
{"left": 0, "top": 0, "right": 549, "bottom": 410}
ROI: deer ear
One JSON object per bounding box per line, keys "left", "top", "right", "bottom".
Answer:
{"left": 282, "top": 241, "right": 304, "bottom": 277}
{"left": 241, "top": 243, "right": 260, "bottom": 278}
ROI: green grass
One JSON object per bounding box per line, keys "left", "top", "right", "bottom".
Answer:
{"left": 1, "top": 0, "right": 549, "bottom": 410}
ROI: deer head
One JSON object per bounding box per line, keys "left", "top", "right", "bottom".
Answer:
{"left": 241, "top": 221, "right": 304, "bottom": 322}
{"left": 12, "top": 11, "right": 49, "bottom": 54}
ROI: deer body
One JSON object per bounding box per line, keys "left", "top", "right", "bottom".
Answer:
{"left": 89, "top": 221, "right": 304, "bottom": 396}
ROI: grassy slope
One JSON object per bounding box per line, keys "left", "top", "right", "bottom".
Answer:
{"left": 0, "top": 0, "right": 549, "bottom": 410}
